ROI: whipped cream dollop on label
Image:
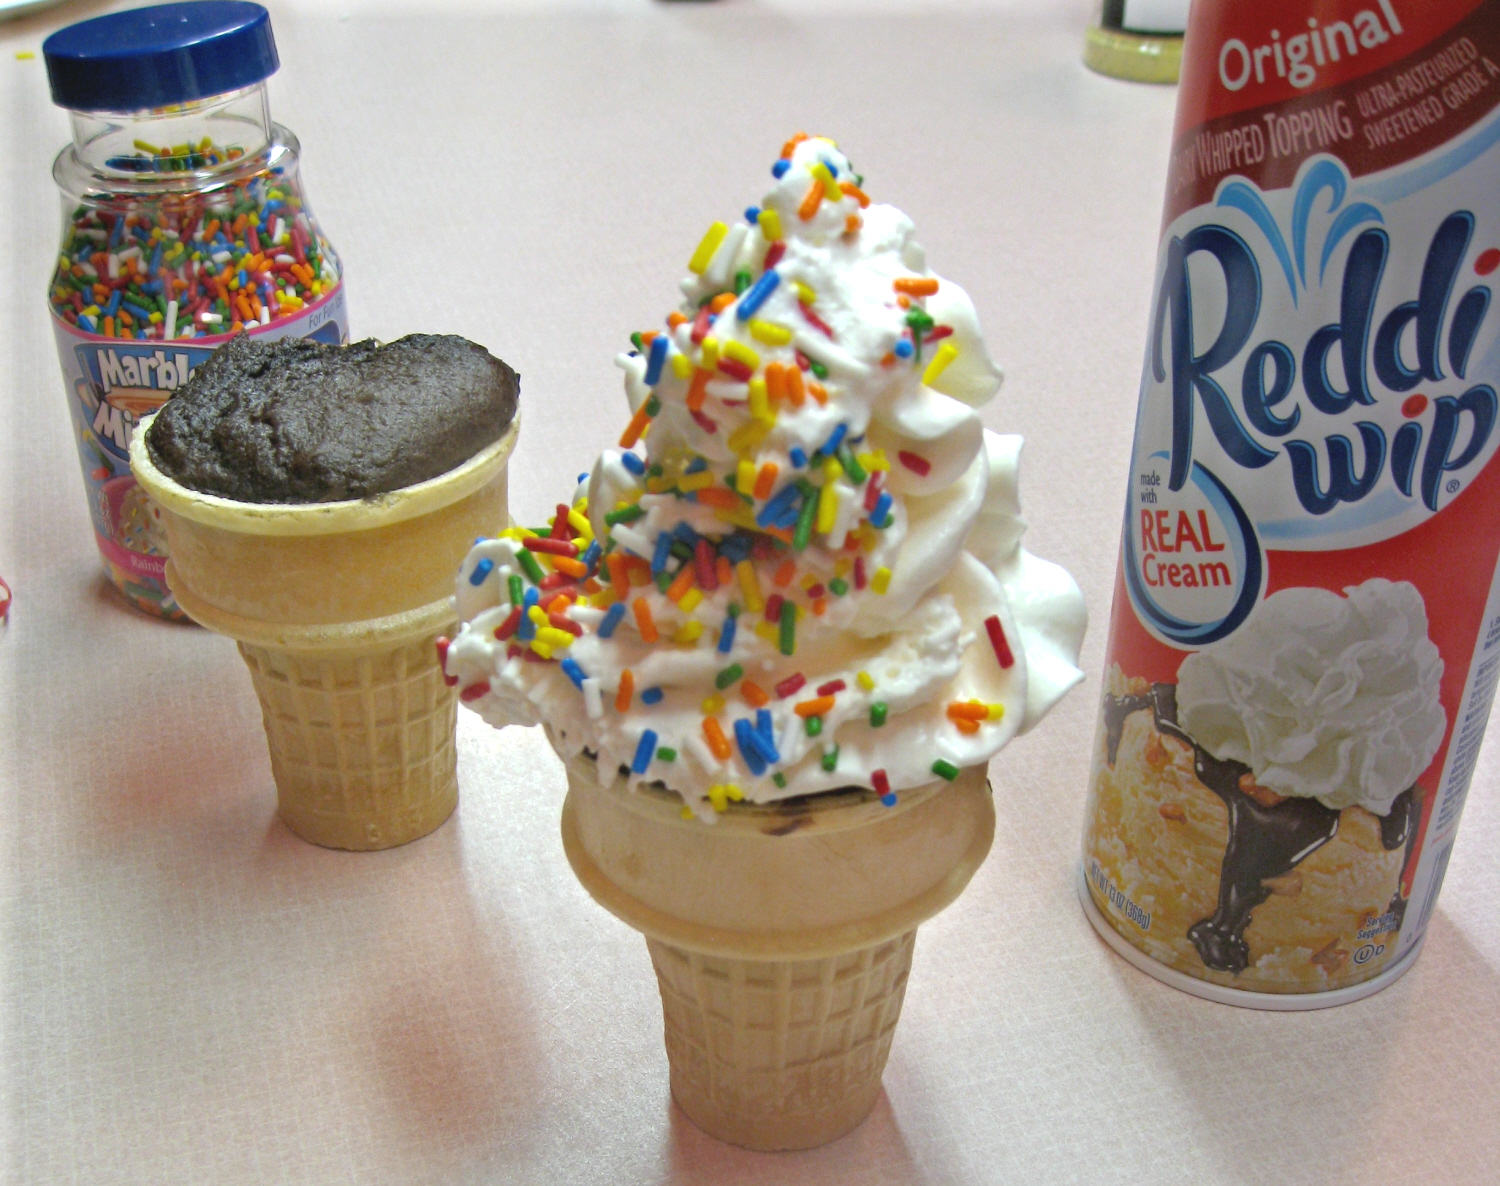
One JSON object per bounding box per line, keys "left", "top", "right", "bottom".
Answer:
{"left": 1176, "top": 579, "right": 1446, "bottom": 815}
{"left": 444, "top": 135, "right": 1086, "bottom": 818}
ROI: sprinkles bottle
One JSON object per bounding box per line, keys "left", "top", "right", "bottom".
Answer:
{"left": 42, "top": 2, "right": 349, "bottom": 620}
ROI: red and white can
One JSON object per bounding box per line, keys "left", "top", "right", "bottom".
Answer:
{"left": 1081, "top": 0, "right": 1500, "bottom": 1007}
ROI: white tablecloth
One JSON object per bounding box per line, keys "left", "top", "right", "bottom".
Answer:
{"left": 2, "top": 2, "right": 1496, "bottom": 1182}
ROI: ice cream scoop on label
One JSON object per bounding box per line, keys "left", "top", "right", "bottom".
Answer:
{"left": 444, "top": 134, "right": 1087, "bottom": 819}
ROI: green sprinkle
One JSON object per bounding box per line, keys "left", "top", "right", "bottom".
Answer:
{"left": 669, "top": 540, "right": 694, "bottom": 561}
{"left": 839, "top": 448, "right": 867, "bottom": 484}
{"left": 726, "top": 602, "right": 741, "bottom": 618}
{"left": 793, "top": 488, "right": 818, "bottom": 551}
{"left": 631, "top": 331, "right": 644, "bottom": 351}
{"left": 931, "top": 760, "right": 960, "bottom": 782}
{"left": 828, "top": 578, "right": 849, "bottom": 597}
{"left": 779, "top": 598, "right": 797, "bottom": 656}
{"left": 645, "top": 395, "right": 662, "bottom": 417}
{"left": 869, "top": 702, "right": 888, "bottom": 727}
{"left": 734, "top": 268, "right": 752, "bottom": 295}
{"left": 715, "top": 663, "right": 744, "bottom": 690}
{"left": 657, "top": 747, "right": 677, "bottom": 762}
{"left": 772, "top": 773, "right": 787, "bottom": 788}
{"left": 904, "top": 308, "right": 935, "bottom": 333}
{"left": 654, "top": 570, "right": 673, "bottom": 593}
{"left": 809, "top": 360, "right": 829, "bottom": 379}
{"left": 604, "top": 504, "right": 645, "bottom": 526}
{"left": 724, "top": 470, "right": 739, "bottom": 491}
{"left": 508, "top": 574, "right": 524, "bottom": 606}
{"left": 804, "top": 715, "right": 822, "bottom": 737}
{"left": 821, "top": 746, "right": 839, "bottom": 772}
{"left": 516, "top": 549, "right": 546, "bottom": 584}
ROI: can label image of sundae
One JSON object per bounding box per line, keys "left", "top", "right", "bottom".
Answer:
{"left": 1080, "top": 0, "right": 1500, "bottom": 1006}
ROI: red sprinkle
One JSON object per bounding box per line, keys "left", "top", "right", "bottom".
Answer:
{"left": 694, "top": 539, "right": 719, "bottom": 591}
{"left": 524, "top": 537, "right": 579, "bottom": 557}
{"left": 799, "top": 302, "right": 835, "bottom": 339}
{"left": 506, "top": 644, "right": 522, "bottom": 660}
{"left": 548, "top": 612, "right": 583, "bottom": 636}
{"left": 853, "top": 557, "right": 868, "bottom": 590}
{"left": 691, "top": 304, "right": 713, "bottom": 344}
{"left": 539, "top": 572, "right": 573, "bottom": 591}
{"left": 764, "top": 593, "right": 785, "bottom": 624}
{"left": 459, "top": 680, "right": 492, "bottom": 702}
{"left": 690, "top": 410, "right": 719, "bottom": 434}
{"left": 717, "top": 357, "right": 753, "bottom": 382}
{"left": 864, "top": 470, "right": 884, "bottom": 512}
{"left": 923, "top": 325, "right": 954, "bottom": 344}
{"left": 751, "top": 535, "right": 780, "bottom": 562}
{"left": 435, "top": 637, "right": 459, "bottom": 686}
{"left": 1402, "top": 394, "right": 1428, "bottom": 418}
{"left": 872, "top": 769, "right": 891, "bottom": 797}
{"left": 794, "top": 350, "right": 812, "bottom": 372}
{"left": 984, "top": 614, "right": 1016, "bottom": 669}
{"left": 817, "top": 679, "right": 846, "bottom": 696}
{"left": 898, "top": 451, "right": 932, "bottom": 476}
{"left": 493, "top": 606, "right": 523, "bottom": 641}
{"left": 805, "top": 583, "right": 826, "bottom": 600}
{"left": 774, "top": 673, "right": 807, "bottom": 699}
{"left": 1477, "top": 247, "right": 1500, "bottom": 276}
{"left": 763, "top": 241, "right": 787, "bottom": 270}
{"left": 550, "top": 504, "right": 572, "bottom": 539}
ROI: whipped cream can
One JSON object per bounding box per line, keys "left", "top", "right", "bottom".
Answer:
{"left": 1081, "top": 0, "right": 1500, "bottom": 1007}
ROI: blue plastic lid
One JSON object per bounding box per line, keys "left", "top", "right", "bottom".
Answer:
{"left": 44, "top": 2, "right": 279, "bottom": 113}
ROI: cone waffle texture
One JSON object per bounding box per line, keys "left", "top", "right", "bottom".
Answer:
{"left": 648, "top": 931, "right": 915, "bottom": 1151}
{"left": 239, "top": 633, "right": 458, "bottom": 851}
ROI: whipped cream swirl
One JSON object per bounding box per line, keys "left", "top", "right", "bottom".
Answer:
{"left": 1177, "top": 579, "right": 1446, "bottom": 815}
{"left": 445, "top": 136, "right": 1086, "bottom": 818}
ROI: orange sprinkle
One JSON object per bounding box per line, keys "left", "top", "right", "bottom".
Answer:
{"left": 667, "top": 311, "right": 688, "bottom": 329}
{"left": 234, "top": 294, "right": 254, "bottom": 322}
{"left": 808, "top": 381, "right": 829, "bottom": 405}
{"left": 799, "top": 180, "right": 825, "bottom": 221}
{"left": 606, "top": 553, "right": 629, "bottom": 591}
{"left": 229, "top": 321, "right": 244, "bottom": 333}
{"left": 546, "top": 593, "right": 574, "bottom": 613}
{"left": 765, "top": 525, "right": 795, "bottom": 544}
{"left": 839, "top": 181, "right": 871, "bottom": 207}
{"left": 703, "top": 716, "right": 732, "bottom": 761}
{"left": 716, "top": 555, "right": 734, "bottom": 586}
{"left": 781, "top": 132, "right": 809, "bottom": 159}
{"left": 784, "top": 366, "right": 806, "bottom": 408}
{"left": 619, "top": 402, "right": 652, "bottom": 449}
{"left": 955, "top": 717, "right": 981, "bottom": 735}
{"left": 582, "top": 578, "right": 604, "bottom": 595}
{"left": 894, "top": 277, "right": 940, "bottom": 296}
{"left": 709, "top": 292, "right": 737, "bottom": 314}
{"left": 811, "top": 598, "right": 828, "bottom": 616}
{"left": 881, "top": 352, "right": 896, "bottom": 367}
{"left": 773, "top": 560, "right": 797, "bottom": 587}
{"left": 795, "top": 696, "right": 836, "bottom": 718}
{"left": 616, "top": 669, "right": 635, "bottom": 713}
{"left": 666, "top": 566, "right": 696, "bottom": 603}
{"left": 897, "top": 294, "right": 911, "bottom": 309}
{"left": 694, "top": 487, "right": 742, "bottom": 510}
{"left": 764, "top": 362, "right": 787, "bottom": 406}
{"left": 742, "top": 680, "right": 770, "bottom": 708}
{"left": 625, "top": 556, "right": 654, "bottom": 585}
{"left": 686, "top": 367, "right": 711, "bottom": 412}
{"left": 753, "top": 463, "right": 778, "bottom": 501}
{"left": 552, "top": 556, "right": 587, "bottom": 578}
{"left": 947, "top": 701, "right": 991, "bottom": 721}
{"left": 844, "top": 214, "right": 862, "bottom": 236}
{"left": 632, "top": 599, "right": 659, "bottom": 643}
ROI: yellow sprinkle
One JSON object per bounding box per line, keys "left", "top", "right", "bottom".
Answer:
{"left": 537, "top": 627, "right": 576, "bottom": 649}
{"left": 749, "top": 319, "right": 793, "bottom": 347}
{"left": 859, "top": 450, "right": 890, "bottom": 472}
{"left": 735, "top": 559, "right": 765, "bottom": 613}
{"left": 702, "top": 694, "right": 726, "bottom": 714}
{"left": 670, "top": 352, "right": 693, "bottom": 380}
{"left": 678, "top": 471, "right": 714, "bottom": 492}
{"left": 737, "top": 460, "right": 757, "bottom": 493}
{"left": 15, "top": 51, "right": 35, "bottom": 60}
{"left": 793, "top": 280, "right": 817, "bottom": 305}
{"left": 857, "top": 671, "right": 875, "bottom": 691}
{"left": 723, "top": 339, "right": 760, "bottom": 369}
{"left": 700, "top": 337, "right": 720, "bottom": 369}
{"left": 567, "top": 508, "right": 593, "bottom": 539}
{"left": 689, "top": 221, "right": 729, "bottom": 274}
{"left": 834, "top": 557, "right": 852, "bottom": 578}
{"left": 709, "top": 784, "right": 728, "bottom": 813}
{"left": 811, "top": 161, "right": 838, "bottom": 192}
{"left": 82, "top": 305, "right": 100, "bottom": 317}
{"left": 714, "top": 505, "right": 762, "bottom": 533}
{"left": 823, "top": 456, "right": 844, "bottom": 482}
{"left": 726, "top": 419, "right": 771, "bottom": 454}
{"left": 674, "top": 620, "right": 704, "bottom": 645}
{"left": 148, "top": 312, "right": 163, "bottom": 324}
{"left": 645, "top": 476, "right": 673, "bottom": 494}
{"left": 529, "top": 639, "right": 554, "bottom": 660}
{"left": 800, "top": 572, "right": 818, "bottom": 591}
{"left": 872, "top": 566, "right": 892, "bottom": 595}
{"left": 817, "top": 482, "right": 840, "bottom": 534}
{"left": 922, "top": 341, "right": 960, "bottom": 386}
{"left": 528, "top": 606, "right": 549, "bottom": 626}
{"left": 748, "top": 379, "right": 773, "bottom": 424}
{"left": 678, "top": 588, "right": 704, "bottom": 613}
{"left": 726, "top": 783, "right": 744, "bottom": 801}
{"left": 754, "top": 621, "right": 780, "bottom": 645}
{"left": 590, "top": 587, "right": 617, "bottom": 609}
{"left": 681, "top": 806, "right": 696, "bottom": 820}
{"left": 758, "top": 208, "right": 783, "bottom": 242}
{"left": 987, "top": 703, "right": 1006, "bottom": 721}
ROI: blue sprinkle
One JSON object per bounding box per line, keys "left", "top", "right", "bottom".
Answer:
{"left": 685, "top": 456, "right": 707, "bottom": 474}
{"left": 672, "top": 521, "right": 699, "bottom": 545}
{"left": 819, "top": 423, "right": 848, "bottom": 458}
{"left": 756, "top": 483, "right": 801, "bottom": 528}
{"left": 109, "top": 219, "right": 125, "bottom": 249}
{"left": 149, "top": 243, "right": 163, "bottom": 274}
{"left": 632, "top": 730, "right": 658, "bottom": 774}
{"left": 598, "top": 602, "right": 626, "bottom": 639}
{"left": 468, "top": 557, "right": 495, "bottom": 586}
{"left": 77, "top": 315, "right": 96, "bottom": 333}
{"left": 733, "top": 720, "right": 768, "bottom": 776}
{"left": 754, "top": 709, "right": 780, "bottom": 762}
{"left": 517, "top": 588, "right": 540, "bottom": 640}
{"left": 524, "top": 587, "right": 540, "bottom": 609}
{"left": 789, "top": 447, "right": 807, "bottom": 468}
{"left": 880, "top": 792, "right": 898, "bottom": 807}
{"left": 104, "top": 290, "right": 121, "bottom": 317}
{"left": 578, "top": 472, "right": 589, "bottom": 484}
{"left": 745, "top": 206, "right": 761, "bottom": 223}
{"left": 773, "top": 505, "right": 802, "bottom": 530}
{"left": 719, "top": 533, "right": 753, "bottom": 563}
{"left": 560, "top": 658, "right": 587, "bottom": 689}
{"left": 474, "top": 536, "right": 487, "bottom": 545}
{"left": 736, "top": 269, "right": 781, "bottom": 321}
{"left": 236, "top": 269, "right": 248, "bottom": 289}
{"left": 644, "top": 333, "right": 670, "bottom": 385}
{"left": 772, "top": 159, "right": 791, "bottom": 178}
{"left": 822, "top": 158, "right": 838, "bottom": 178}
{"left": 872, "top": 491, "right": 893, "bottom": 527}
{"left": 894, "top": 339, "right": 914, "bottom": 359}
{"left": 620, "top": 451, "right": 646, "bottom": 476}
{"left": 582, "top": 540, "right": 601, "bottom": 569}
{"left": 651, "top": 532, "right": 673, "bottom": 575}
{"left": 717, "top": 613, "right": 737, "bottom": 654}
{"left": 641, "top": 686, "right": 664, "bottom": 705}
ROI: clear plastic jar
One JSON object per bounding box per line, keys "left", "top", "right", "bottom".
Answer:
{"left": 44, "top": 2, "right": 349, "bottom": 620}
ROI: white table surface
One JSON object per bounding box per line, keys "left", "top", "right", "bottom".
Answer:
{"left": 2, "top": 2, "right": 1497, "bottom": 1182}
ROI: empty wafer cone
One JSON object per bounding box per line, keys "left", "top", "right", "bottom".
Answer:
{"left": 129, "top": 415, "right": 518, "bottom": 850}
{"left": 560, "top": 752, "right": 993, "bottom": 1150}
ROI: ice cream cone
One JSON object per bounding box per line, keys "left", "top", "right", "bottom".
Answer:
{"left": 560, "top": 752, "right": 994, "bottom": 1150}
{"left": 129, "top": 415, "right": 518, "bottom": 850}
